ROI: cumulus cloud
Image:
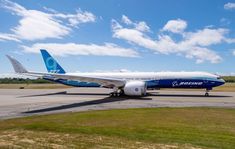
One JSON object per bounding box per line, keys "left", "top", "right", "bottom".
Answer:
{"left": 135, "top": 21, "right": 150, "bottom": 32}
{"left": 224, "top": 2, "right": 235, "bottom": 10}
{"left": 54, "top": 9, "right": 95, "bottom": 27}
{"left": 112, "top": 17, "right": 228, "bottom": 63}
{"left": 183, "top": 28, "right": 228, "bottom": 46}
{"left": 122, "top": 15, "right": 132, "bottom": 25}
{"left": 162, "top": 19, "right": 187, "bottom": 33}
{"left": 121, "top": 15, "right": 150, "bottom": 32}
{"left": 1, "top": 1, "right": 138, "bottom": 59}
{"left": 0, "top": 0, "right": 95, "bottom": 41}
{"left": 21, "top": 43, "right": 139, "bottom": 58}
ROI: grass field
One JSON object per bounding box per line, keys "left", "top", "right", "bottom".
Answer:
{"left": 0, "top": 108, "right": 235, "bottom": 149}
{"left": 213, "top": 83, "right": 235, "bottom": 92}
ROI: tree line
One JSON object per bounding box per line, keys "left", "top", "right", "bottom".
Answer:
{"left": 0, "top": 78, "right": 54, "bottom": 84}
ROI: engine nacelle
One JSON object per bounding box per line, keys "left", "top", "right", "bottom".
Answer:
{"left": 123, "top": 81, "right": 147, "bottom": 96}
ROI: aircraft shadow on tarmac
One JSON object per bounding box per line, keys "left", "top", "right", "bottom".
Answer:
{"left": 18, "top": 91, "right": 109, "bottom": 98}
{"left": 18, "top": 91, "right": 232, "bottom": 98}
{"left": 22, "top": 96, "right": 152, "bottom": 114}
{"left": 21, "top": 91, "right": 232, "bottom": 114}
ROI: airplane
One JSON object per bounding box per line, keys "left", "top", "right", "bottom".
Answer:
{"left": 6, "top": 49, "right": 225, "bottom": 97}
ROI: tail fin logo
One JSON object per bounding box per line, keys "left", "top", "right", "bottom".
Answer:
{"left": 46, "top": 57, "right": 57, "bottom": 69}
{"left": 46, "top": 57, "right": 58, "bottom": 73}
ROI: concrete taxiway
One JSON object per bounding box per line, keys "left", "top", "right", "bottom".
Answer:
{"left": 0, "top": 88, "right": 235, "bottom": 119}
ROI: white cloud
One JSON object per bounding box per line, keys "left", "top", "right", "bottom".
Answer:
{"left": 220, "top": 18, "right": 231, "bottom": 26}
{"left": 0, "top": 0, "right": 96, "bottom": 41}
{"left": 43, "top": 6, "right": 58, "bottom": 13}
{"left": 0, "top": 33, "right": 20, "bottom": 42}
{"left": 162, "top": 19, "right": 187, "bottom": 33}
{"left": 224, "top": 2, "right": 235, "bottom": 10}
{"left": 112, "top": 17, "right": 225, "bottom": 63}
{"left": 21, "top": 42, "right": 139, "bottom": 58}
{"left": 54, "top": 9, "right": 96, "bottom": 27}
{"left": 12, "top": 10, "right": 71, "bottom": 41}
{"left": 184, "top": 47, "right": 221, "bottom": 64}
{"left": 233, "top": 50, "right": 235, "bottom": 56}
{"left": 135, "top": 21, "right": 150, "bottom": 32}
{"left": 122, "top": 15, "right": 132, "bottom": 25}
{"left": 121, "top": 15, "right": 150, "bottom": 32}
{"left": 111, "top": 19, "right": 123, "bottom": 30}
{"left": 183, "top": 28, "right": 228, "bottom": 46}
{"left": 225, "top": 38, "right": 235, "bottom": 43}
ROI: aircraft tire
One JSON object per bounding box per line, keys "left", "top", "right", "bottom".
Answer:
{"left": 205, "top": 92, "right": 209, "bottom": 97}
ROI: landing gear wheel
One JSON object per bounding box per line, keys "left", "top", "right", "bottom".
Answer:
{"left": 110, "top": 88, "right": 124, "bottom": 97}
{"left": 205, "top": 88, "right": 211, "bottom": 97}
{"left": 118, "top": 89, "right": 124, "bottom": 97}
{"left": 109, "top": 92, "right": 120, "bottom": 97}
{"left": 109, "top": 93, "right": 114, "bottom": 97}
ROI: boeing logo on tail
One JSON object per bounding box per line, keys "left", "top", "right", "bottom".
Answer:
{"left": 46, "top": 57, "right": 58, "bottom": 73}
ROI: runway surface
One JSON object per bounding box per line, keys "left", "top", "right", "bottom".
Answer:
{"left": 0, "top": 88, "right": 235, "bottom": 119}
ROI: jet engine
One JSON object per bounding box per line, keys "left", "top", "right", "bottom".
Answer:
{"left": 123, "top": 81, "right": 147, "bottom": 96}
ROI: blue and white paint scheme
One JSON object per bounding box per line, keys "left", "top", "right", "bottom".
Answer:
{"left": 6, "top": 50, "right": 225, "bottom": 97}
{"left": 41, "top": 50, "right": 66, "bottom": 74}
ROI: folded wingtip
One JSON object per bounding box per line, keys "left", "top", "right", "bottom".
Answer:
{"left": 6, "top": 55, "right": 28, "bottom": 73}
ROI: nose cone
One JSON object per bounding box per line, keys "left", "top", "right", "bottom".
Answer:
{"left": 222, "top": 79, "right": 225, "bottom": 83}
{"left": 221, "top": 79, "right": 225, "bottom": 84}
{"left": 218, "top": 79, "right": 225, "bottom": 86}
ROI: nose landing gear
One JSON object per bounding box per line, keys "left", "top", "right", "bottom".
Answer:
{"left": 205, "top": 88, "right": 211, "bottom": 97}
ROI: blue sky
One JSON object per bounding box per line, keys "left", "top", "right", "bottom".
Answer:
{"left": 0, "top": 0, "right": 235, "bottom": 75}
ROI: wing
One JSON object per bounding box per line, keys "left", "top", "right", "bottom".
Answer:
{"left": 6, "top": 55, "right": 126, "bottom": 88}
{"left": 33, "top": 72, "right": 125, "bottom": 88}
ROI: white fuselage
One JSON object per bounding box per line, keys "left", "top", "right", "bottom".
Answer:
{"left": 66, "top": 71, "right": 220, "bottom": 81}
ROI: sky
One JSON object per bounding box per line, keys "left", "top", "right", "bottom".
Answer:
{"left": 0, "top": 0, "right": 235, "bottom": 76}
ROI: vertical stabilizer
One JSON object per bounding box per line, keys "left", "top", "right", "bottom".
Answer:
{"left": 40, "top": 49, "right": 66, "bottom": 74}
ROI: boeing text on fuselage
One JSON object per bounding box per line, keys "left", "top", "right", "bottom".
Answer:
{"left": 172, "top": 81, "right": 203, "bottom": 87}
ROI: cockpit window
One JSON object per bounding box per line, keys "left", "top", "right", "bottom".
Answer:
{"left": 217, "top": 77, "right": 222, "bottom": 79}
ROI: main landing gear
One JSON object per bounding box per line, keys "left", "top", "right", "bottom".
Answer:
{"left": 109, "top": 88, "right": 124, "bottom": 97}
{"left": 205, "top": 88, "right": 211, "bottom": 97}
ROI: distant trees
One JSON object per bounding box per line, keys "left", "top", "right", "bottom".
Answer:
{"left": 0, "top": 78, "right": 54, "bottom": 84}
{"left": 222, "top": 76, "right": 235, "bottom": 83}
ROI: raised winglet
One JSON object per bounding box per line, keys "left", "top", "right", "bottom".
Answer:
{"left": 6, "top": 55, "right": 28, "bottom": 73}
